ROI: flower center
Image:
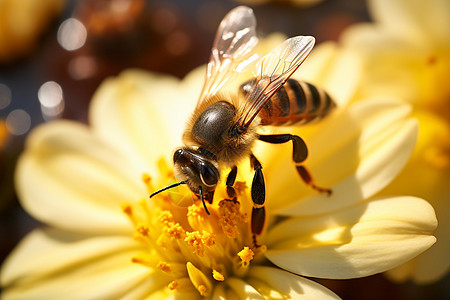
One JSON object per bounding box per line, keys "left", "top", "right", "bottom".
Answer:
{"left": 122, "top": 159, "right": 266, "bottom": 296}
{"left": 423, "top": 51, "right": 450, "bottom": 121}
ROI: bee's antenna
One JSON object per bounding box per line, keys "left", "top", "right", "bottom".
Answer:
{"left": 149, "top": 180, "right": 188, "bottom": 198}
{"left": 198, "top": 186, "right": 211, "bottom": 215}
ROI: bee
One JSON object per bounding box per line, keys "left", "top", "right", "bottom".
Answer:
{"left": 150, "top": 6, "right": 335, "bottom": 236}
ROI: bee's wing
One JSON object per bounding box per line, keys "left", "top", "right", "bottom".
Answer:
{"left": 197, "top": 6, "right": 259, "bottom": 108}
{"left": 237, "top": 36, "right": 315, "bottom": 129}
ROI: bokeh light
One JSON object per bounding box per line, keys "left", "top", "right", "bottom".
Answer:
{"left": 38, "top": 81, "right": 65, "bottom": 121}
{"left": 5, "top": 110, "right": 31, "bottom": 136}
{"left": 57, "top": 18, "right": 87, "bottom": 51}
{"left": 0, "top": 84, "right": 12, "bottom": 110}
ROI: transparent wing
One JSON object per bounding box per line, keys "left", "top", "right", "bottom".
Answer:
{"left": 237, "top": 36, "right": 315, "bottom": 129}
{"left": 197, "top": 6, "right": 259, "bottom": 108}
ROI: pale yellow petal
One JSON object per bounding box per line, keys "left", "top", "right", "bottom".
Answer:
{"left": 90, "top": 69, "right": 199, "bottom": 175}
{"left": 265, "top": 196, "right": 436, "bottom": 279}
{"left": 386, "top": 190, "right": 450, "bottom": 284}
{"left": 264, "top": 99, "right": 416, "bottom": 215}
{"left": 379, "top": 112, "right": 450, "bottom": 284}
{"left": 15, "top": 121, "right": 142, "bottom": 233}
{"left": 1, "top": 228, "right": 163, "bottom": 300}
{"left": 247, "top": 266, "right": 340, "bottom": 299}
{"left": 1, "top": 228, "right": 140, "bottom": 287}
{"left": 225, "top": 278, "right": 264, "bottom": 300}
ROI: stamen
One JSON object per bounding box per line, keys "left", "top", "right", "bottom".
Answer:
{"left": 187, "top": 204, "right": 212, "bottom": 232}
{"left": 159, "top": 210, "right": 175, "bottom": 224}
{"left": 238, "top": 247, "right": 254, "bottom": 265}
{"left": 131, "top": 255, "right": 154, "bottom": 267}
{"left": 124, "top": 160, "right": 260, "bottom": 296}
{"left": 186, "top": 262, "right": 212, "bottom": 296}
{"left": 168, "top": 281, "right": 178, "bottom": 290}
{"left": 157, "top": 261, "right": 187, "bottom": 277}
{"left": 234, "top": 181, "right": 248, "bottom": 194}
{"left": 157, "top": 261, "right": 172, "bottom": 273}
{"left": 157, "top": 157, "right": 174, "bottom": 178}
{"left": 169, "top": 278, "right": 197, "bottom": 293}
{"left": 122, "top": 203, "right": 133, "bottom": 218}
{"left": 136, "top": 223, "right": 150, "bottom": 236}
{"left": 218, "top": 199, "right": 247, "bottom": 238}
{"left": 164, "top": 222, "right": 186, "bottom": 240}
{"left": 142, "top": 173, "right": 151, "bottom": 185}
{"left": 184, "top": 231, "right": 215, "bottom": 256}
{"left": 212, "top": 269, "right": 225, "bottom": 281}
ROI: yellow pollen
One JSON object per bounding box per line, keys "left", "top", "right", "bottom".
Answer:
{"left": 142, "top": 173, "right": 151, "bottom": 184}
{"left": 159, "top": 210, "right": 175, "bottom": 224}
{"left": 238, "top": 247, "right": 254, "bottom": 264}
{"left": 184, "top": 231, "right": 215, "bottom": 256}
{"left": 136, "top": 224, "right": 149, "bottom": 236}
{"left": 201, "top": 231, "right": 215, "bottom": 247}
{"left": 157, "top": 261, "right": 172, "bottom": 273}
{"left": 218, "top": 199, "right": 247, "bottom": 238}
{"left": 131, "top": 255, "right": 152, "bottom": 267}
{"left": 233, "top": 181, "right": 248, "bottom": 194}
{"left": 187, "top": 204, "right": 205, "bottom": 218}
{"left": 121, "top": 203, "right": 133, "bottom": 217}
{"left": 168, "top": 281, "right": 178, "bottom": 290}
{"left": 164, "top": 222, "right": 185, "bottom": 239}
{"left": 212, "top": 269, "right": 225, "bottom": 281}
{"left": 198, "top": 285, "right": 207, "bottom": 295}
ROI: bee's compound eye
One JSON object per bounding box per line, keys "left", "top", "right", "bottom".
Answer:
{"left": 200, "top": 163, "right": 219, "bottom": 187}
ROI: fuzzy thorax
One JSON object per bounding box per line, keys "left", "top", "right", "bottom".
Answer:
{"left": 182, "top": 94, "right": 258, "bottom": 167}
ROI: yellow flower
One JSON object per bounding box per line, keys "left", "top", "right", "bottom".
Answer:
{"left": 0, "top": 39, "right": 437, "bottom": 299}
{"left": 342, "top": 0, "right": 450, "bottom": 284}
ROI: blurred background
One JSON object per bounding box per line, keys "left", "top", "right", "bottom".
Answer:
{"left": 0, "top": 0, "right": 448, "bottom": 299}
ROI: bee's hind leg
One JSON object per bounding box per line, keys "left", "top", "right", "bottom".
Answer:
{"left": 258, "top": 133, "right": 332, "bottom": 196}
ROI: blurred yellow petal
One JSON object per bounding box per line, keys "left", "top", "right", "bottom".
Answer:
{"left": 1, "top": 229, "right": 156, "bottom": 300}
{"left": 342, "top": 0, "right": 450, "bottom": 283}
{"left": 16, "top": 121, "right": 142, "bottom": 233}
{"left": 1, "top": 228, "right": 141, "bottom": 287}
{"left": 90, "top": 69, "right": 199, "bottom": 175}
{"left": 368, "top": 0, "right": 450, "bottom": 43}
{"left": 381, "top": 112, "right": 450, "bottom": 284}
{"left": 342, "top": 24, "right": 430, "bottom": 105}
{"left": 265, "top": 196, "right": 437, "bottom": 279}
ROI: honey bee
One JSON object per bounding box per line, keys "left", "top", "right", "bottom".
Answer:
{"left": 150, "top": 6, "right": 335, "bottom": 236}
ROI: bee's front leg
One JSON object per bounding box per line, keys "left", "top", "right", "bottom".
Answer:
{"left": 258, "top": 133, "right": 332, "bottom": 195}
{"left": 226, "top": 166, "right": 238, "bottom": 199}
{"left": 249, "top": 154, "right": 266, "bottom": 236}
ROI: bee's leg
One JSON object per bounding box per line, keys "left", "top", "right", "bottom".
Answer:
{"left": 226, "top": 166, "right": 238, "bottom": 199}
{"left": 250, "top": 154, "right": 266, "bottom": 236}
{"left": 258, "top": 134, "right": 332, "bottom": 195}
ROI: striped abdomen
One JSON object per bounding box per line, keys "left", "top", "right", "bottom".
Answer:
{"left": 240, "top": 78, "right": 336, "bottom": 126}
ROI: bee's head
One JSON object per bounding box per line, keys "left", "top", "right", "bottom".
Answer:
{"left": 149, "top": 147, "right": 220, "bottom": 208}
{"left": 172, "top": 147, "right": 220, "bottom": 195}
